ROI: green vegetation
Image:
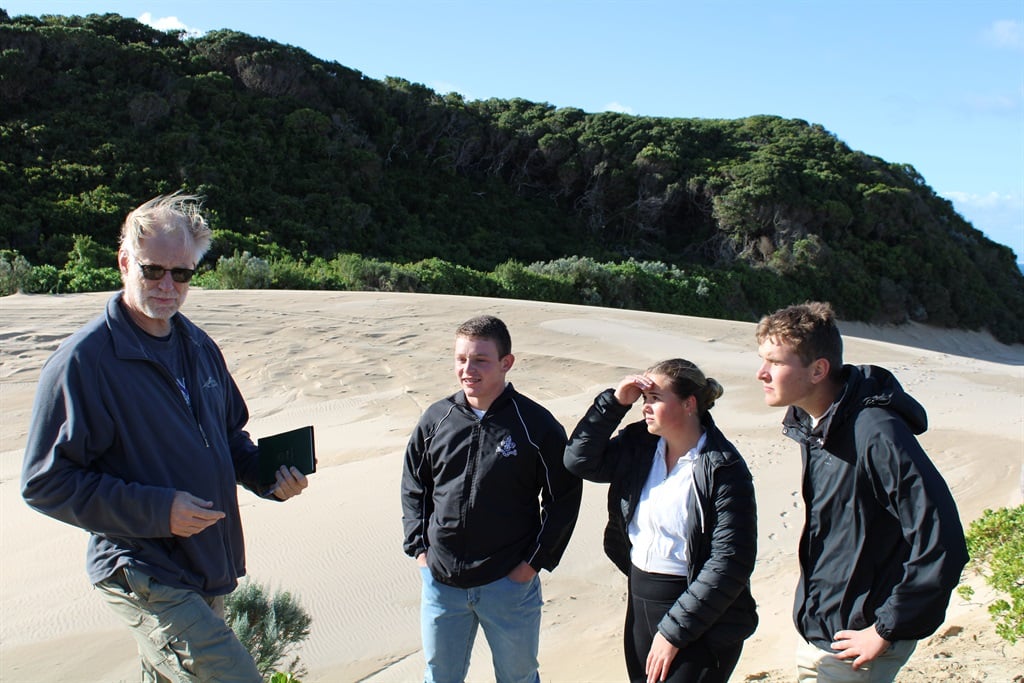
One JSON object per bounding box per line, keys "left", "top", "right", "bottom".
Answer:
{"left": 0, "top": 247, "right": 803, "bottom": 322}
{"left": 2, "top": 10, "right": 1022, "bottom": 341}
{"left": 957, "top": 505, "right": 1024, "bottom": 644}
{"left": 224, "top": 580, "right": 312, "bottom": 681}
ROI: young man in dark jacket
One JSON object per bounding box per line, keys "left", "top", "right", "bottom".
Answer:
{"left": 401, "top": 315, "right": 583, "bottom": 683}
{"left": 21, "top": 193, "right": 309, "bottom": 682}
{"left": 755, "top": 301, "right": 968, "bottom": 682}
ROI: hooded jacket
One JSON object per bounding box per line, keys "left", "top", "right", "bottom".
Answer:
{"left": 783, "top": 364, "right": 968, "bottom": 649}
{"left": 22, "top": 292, "right": 263, "bottom": 597}
{"left": 564, "top": 389, "right": 758, "bottom": 650}
{"left": 401, "top": 383, "right": 583, "bottom": 588}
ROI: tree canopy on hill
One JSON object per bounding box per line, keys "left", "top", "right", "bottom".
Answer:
{"left": 1, "top": 10, "right": 1021, "bottom": 342}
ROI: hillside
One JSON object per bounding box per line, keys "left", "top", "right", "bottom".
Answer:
{"left": 1, "top": 10, "right": 1022, "bottom": 342}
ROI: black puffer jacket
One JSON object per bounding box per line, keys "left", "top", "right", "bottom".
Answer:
{"left": 783, "top": 365, "right": 968, "bottom": 649}
{"left": 564, "top": 389, "right": 758, "bottom": 650}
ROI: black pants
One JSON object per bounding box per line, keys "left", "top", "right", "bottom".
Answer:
{"left": 625, "top": 565, "right": 743, "bottom": 683}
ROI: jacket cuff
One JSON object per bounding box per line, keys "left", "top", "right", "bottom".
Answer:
{"left": 874, "top": 622, "right": 895, "bottom": 642}
{"left": 595, "top": 388, "right": 631, "bottom": 416}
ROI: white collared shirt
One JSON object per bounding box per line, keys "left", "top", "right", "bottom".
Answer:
{"left": 627, "top": 433, "right": 706, "bottom": 576}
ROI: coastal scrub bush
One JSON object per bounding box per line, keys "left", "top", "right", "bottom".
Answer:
{"left": 270, "top": 255, "right": 342, "bottom": 290}
{"left": 25, "top": 265, "right": 62, "bottom": 294}
{"left": 225, "top": 580, "right": 312, "bottom": 680}
{"left": 529, "top": 256, "right": 613, "bottom": 306}
{"left": 331, "top": 253, "right": 395, "bottom": 290}
{"left": 957, "top": 504, "right": 1024, "bottom": 644}
{"left": 61, "top": 235, "right": 122, "bottom": 293}
{"left": 491, "top": 260, "right": 573, "bottom": 303}
{"left": 0, "top": 250, "right": 33, "bottom": 295}
{"left": 200, "top": 251, "right": 272, "bottom": 289}
{"left": 404, "top": 257, "right": 495, "bottom": 296}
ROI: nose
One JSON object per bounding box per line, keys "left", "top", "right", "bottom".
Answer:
{"left": 157, "top": 271, "right": 177, "bottom": 289}
{"left": 756, "top": 362, "right": 770, "bottom": 382}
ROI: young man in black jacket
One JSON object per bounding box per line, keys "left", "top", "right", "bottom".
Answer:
{"left": 401, "top": 315, "right": 582, "bottom": 683}
{"left": 755, "top": 301, "right": 968, "bottom": 682}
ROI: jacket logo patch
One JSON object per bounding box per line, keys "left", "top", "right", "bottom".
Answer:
{"left": 496, "top": 435, "right": 518, "bottom": 458}
{"left": 202, "top": 376, "right": 219, "bottom": 390}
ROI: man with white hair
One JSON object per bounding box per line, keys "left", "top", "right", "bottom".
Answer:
{"left": 22, "top": 193, "right": 309, "bottom": 682}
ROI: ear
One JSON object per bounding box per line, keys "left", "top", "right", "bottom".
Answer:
{"left": 117, "top": 248, "right": 130, "bottom": 276}
{"left": 809, "top": 358, "right": 830, "bottom": 384}
{"left": 501, "top": 353, "right": 515, "bottom": 373}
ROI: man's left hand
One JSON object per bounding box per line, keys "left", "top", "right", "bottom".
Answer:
{"left": 506, "top": 561, "right": 538, "bottom": 583}
{"left": 831, "top": 625, "right": 891, "bottom": 670}
{"left": 272, "top": 465, "right": 309, "bottom": 500}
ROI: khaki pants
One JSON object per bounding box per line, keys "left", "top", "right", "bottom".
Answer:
{"left": 796, "top": 637, "right": 916, "bottom": 683}
{"left": 95, "top": 566, "right": 261, "bottom": 683}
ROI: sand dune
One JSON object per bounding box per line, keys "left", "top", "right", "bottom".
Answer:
{"left": 1, "top": 289, "right": 1021, "bottom": 682}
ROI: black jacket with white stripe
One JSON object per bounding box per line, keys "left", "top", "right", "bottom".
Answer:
{"left": 402, "top": 383, "right": 583, "bottom": 588}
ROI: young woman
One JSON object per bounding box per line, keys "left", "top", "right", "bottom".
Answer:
{"left": 564, "top": 358, "right": 758, "bottom": 683}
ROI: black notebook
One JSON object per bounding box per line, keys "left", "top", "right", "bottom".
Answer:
{"left": 258, "top": 425, "right": 316, "bottom": 487}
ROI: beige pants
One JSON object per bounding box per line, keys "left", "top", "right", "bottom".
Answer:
{"left": 796, "top": 637, "right": 916, "bottom": 683}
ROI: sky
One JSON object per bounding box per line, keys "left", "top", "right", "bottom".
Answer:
{"left": 5, "top": 0, "right": 1023, "bottom": 261}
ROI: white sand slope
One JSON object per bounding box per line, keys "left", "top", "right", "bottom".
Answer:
{"left": 1, "top": 290, "right": 1020, "bottom": 682}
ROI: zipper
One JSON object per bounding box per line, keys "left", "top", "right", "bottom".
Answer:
{"left": 456, "top": 415, "right": 483, "bottom": 574}
{"left": 148, "top": 356, "right": 210, "bottom": 448}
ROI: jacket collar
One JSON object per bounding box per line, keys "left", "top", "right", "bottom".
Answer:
{"left": 105, "top": 291, "right": 201, "bottom": 361}
{"left": 782, "top": 363, "right": 928, "bottom": 447}
{"left": 452, "top": 381, "right": 516, "bottom": 414}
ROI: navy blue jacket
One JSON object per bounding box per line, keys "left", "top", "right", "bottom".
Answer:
{"left": 783, "top": 364, "right": 968, "bottom": 649}
{"left": 402, "top": 383, "right": 583, "bottom": 588}
{"left": 564, "top": 389, "right": 758, "bottom": 650}
{"left": 22, "top": 293, "right": 264, "bottom": 596}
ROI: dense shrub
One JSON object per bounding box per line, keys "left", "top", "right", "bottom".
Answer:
{"left": 0, "top": 250, "right": 32, "bottom": 294}
{"left": 957, "top": 505, "right": 1024, "bottom": 645}
{"left": 198, "top": 251, "right": 273, "bottom": 289}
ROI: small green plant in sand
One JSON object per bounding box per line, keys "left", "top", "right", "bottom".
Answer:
{"left": 225, "top": 580, "right": 312, "bottom": 681}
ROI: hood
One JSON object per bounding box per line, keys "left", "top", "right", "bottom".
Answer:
{"left": 828, "top": 364, "right": 928, "bottom": 437}
{"left": 783, "top": 364, "right": 928, "bottom": 446}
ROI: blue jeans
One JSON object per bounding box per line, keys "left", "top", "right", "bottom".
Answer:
{"left": 420, "top": 566, "right": 543, "bottom": 683}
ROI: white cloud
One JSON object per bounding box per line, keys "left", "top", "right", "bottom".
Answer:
{"left": 943, "top": 190, "right": 1016, "bottom": 209}
{"left": 137, "top": 12, "right": 203, "bottom": 37}
{"left": 942, "top": 190, "right": 1024, "bottom": 256}
{"left": 430, "top": 81, "right": 472, "bottom": 100}
{"left": 603, "top": 101, "right": 634, "bottom": 115}
{"left": 984, "top": 19, "right": 1024, "bottom": 51}
{"left": 962, "top": 92, "right": 1018, "bottom": 113}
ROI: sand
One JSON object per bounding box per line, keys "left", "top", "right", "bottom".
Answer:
{"left": 1, "top": 289, "right": 1021, "bottom": 682}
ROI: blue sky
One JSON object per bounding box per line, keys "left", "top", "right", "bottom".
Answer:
{"left": 6, "top": 0, "right": 1023, "bottom": 260}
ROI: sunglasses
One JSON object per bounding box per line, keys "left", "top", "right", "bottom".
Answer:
{"left": 137, "top": 262, "right": 196, "bottom": 283}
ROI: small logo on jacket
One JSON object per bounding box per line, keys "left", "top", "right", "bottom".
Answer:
{"left": 496, "top": 435, "right": 518, "bottom": 458}
{"left": 202, "top": 376, "right": 219, "bottom": 390}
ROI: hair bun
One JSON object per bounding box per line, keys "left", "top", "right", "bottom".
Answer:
{"left": 703, "top": 377, "right": 724, "bottom": 409}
